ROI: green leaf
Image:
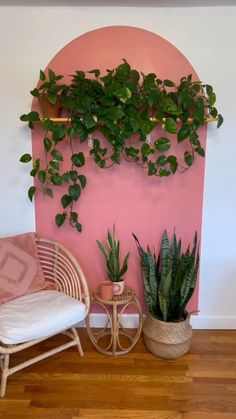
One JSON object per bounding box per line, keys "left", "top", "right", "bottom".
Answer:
{"left": 50, "top": 160, "right": 59, "bottom": 170}
{"left": 71, "top": 153, "right": 85, "bottom": 167}
{"left": 114, "top": 87, "right": 132, "bottom": 103}
{"left": 208, "top": 92, "right": 216, "bottom": 106}
{"left": 50, "top": 173, "right": 62, "bottom": 186}
{"left": 20, "top": 153, "right": 32, "bottom": 163}
{"left": 163, "top": 118, "right": 177, "bottom": 134}
{"left": 76, "top": 222, "right": 82, "bottom": 233}
{"left": 62, "top": 172, "right": 70, "bottom": 183}
{"left": 43, "top": 137, "right": 52, "bottom": 152}
{"left": 44, "top": 188, "right": 53, "bottom": 197}
{"left": 51, "top": 122, "right": 66, "bottom": 140}
{"left": 48, "top": 68, "right": 56, "bottom": 82}
{"left": 61, "top": 194, "right": 72, "bottom": 209}
{"left": 101, "top": 71, "right": 113, "bottom": 86}
{"left": 156, "top": 155, "right": 168, "bottom": 166}
{"left": 38, "top": 170, "right": 46, "bottom": 183}
{"left": 184, "top": 151, "right": 194, "bottom": 166}
{"left": 28, "top": 186, "right": 36, "bottom": 202}
{"left": 167, "top": 155, "right": 178, "bottom": 174}
{"left": 206, "top": 84, "right": 213, "bottom": 96}
{"left": 78, "top": 175, "right": 87, "bottom": 189}
{"left": 88, "top": 69, "right": 100, "bottom": 77}
{"left": 105, "top": 106, "right": 124, "bottom": 122}
{"left": 97, "top": 240, "right": 108, "bottom": 259}
{"left": 84, "top": 114, "right": 97, "bottom": 130}
{"left": 217, "top": 114, "right": 224, "bottom": 128}
{"left": 111, "top": 153, "right": 121, "bottom": 165}
{"left": 55, "top": 213, "right": 66, "bottom": 228}
{"left": 70, "top": 212, "right": 78, "bottom": 223}
{"left": 193, "top": 107, "right": 205, "bottom": 125}
{"left": 30, "top": 168, "right": 38, "bottom": 177}
{"left": 97, "top": 159, "right": 105, "bottom": 168}
{"left": 147, "top": 90, "right": 161, "bottom": 107}
{"left": 34, "top": 159, "right": 40, "bottom": 170}
{"left": 164, "top": 97, "right": 180, "bottom": 115}
{"left": 42, "top": 118, "right": 54, "bottom": 131}
{"left": 39, "top": 70, "right": 46, "bottom": 81}
{"left": 30, "top": 88, "right": 40, "bottom": 98}
{"left": 115, "top": 61, "right": 131, "bottom": 79}
{"left": 148, "top": 163, "right": 157, "bottom": 176}
{"left": 142, "top": 73, "right": 157, "bottom": 91}
{"left": 163, "top": 79, "right": 176, "bottom": 87}
{"left": 47, "top": 91, "right": 57, "bottom": 105}
{"left": 51, "top": 149, "right": 63, "bottom": 161}
{"left": 177, "top": 125, "right": 191, "bottom": 142}
{"left": 141, "top": 143, "right": 152, "bottom": 156}
{"left": 69, "top": 170, "right": 79, "bottom": 182}
{"left": 181, "top": 93, "right": 193, "bottom": 110}
{"left": 69, "top": 183, "right": 81, "bottom": 201}
{"left": 154, "top": 137, "right": 171, "bottom": 152}
{"left": 195, "top": 146, "right": 205, "bottom": 157}
{"left": 93, "top": 139, "right": 100, "bottom": 152}
{"left": 210, "top": 107, "right": 218, "bottom": 118}
{"left": 159, "top": 169, "right": 171, "bottom": 177}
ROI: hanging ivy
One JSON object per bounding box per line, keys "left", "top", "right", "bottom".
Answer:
{"left": 20, "top": 60, "right": 223, "bottom": 232}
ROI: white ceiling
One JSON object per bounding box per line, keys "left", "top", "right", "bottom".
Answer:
{"left": 0, "top": 0, "right": 235, "bottom": 7}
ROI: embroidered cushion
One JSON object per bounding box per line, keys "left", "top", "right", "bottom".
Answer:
{"left": 0, "top": 232, "right": 53, "bottom": 304}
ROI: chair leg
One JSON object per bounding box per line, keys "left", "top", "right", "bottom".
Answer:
{"left": 1, "top": 354, "right": 9, "bottom": 398}
{"left": 71, "top": 327, "right": 84, "bottom": 357}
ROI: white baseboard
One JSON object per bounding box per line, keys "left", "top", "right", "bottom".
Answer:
{"left": 80, "top": 313, "right": 236, "bottom": 330}
{"left": 190, "top": 314, "right": 236, "bottom": 329}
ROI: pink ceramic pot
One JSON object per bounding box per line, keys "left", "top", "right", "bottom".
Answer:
{"left": 113, "top": 280, "right": 125, "bottom": 296}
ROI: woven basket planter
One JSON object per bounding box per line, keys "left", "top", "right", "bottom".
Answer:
{"left": 143, "top": 312, "right": 192, "bottom": 359}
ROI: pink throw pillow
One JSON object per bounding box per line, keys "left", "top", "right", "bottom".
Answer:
{"left": 0, "top": 232, "right": 53, "bottom": 304}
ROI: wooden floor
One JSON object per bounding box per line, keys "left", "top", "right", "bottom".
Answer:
{"left": 0, "top": 329, "right": 235, "bottom": 418}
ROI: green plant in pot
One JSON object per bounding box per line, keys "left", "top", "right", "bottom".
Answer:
{"left": 97, "top": 226, "right": 130, "bottom": 295}
{"left": 20, "top": 60, "right": 223, "bottom": 232}
{"left": 133, "top": 230, "right": 199, "bottom": 359}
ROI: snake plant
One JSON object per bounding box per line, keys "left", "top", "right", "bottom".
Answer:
{"left": 97, "top": 227, "right": 130, "bottom": 282}
{"left": 133, "top": 230, "right": 199, "bottom": 322}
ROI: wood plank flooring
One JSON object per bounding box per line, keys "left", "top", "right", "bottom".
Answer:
{"left": 0, "top": 329, "right": 235, "bottom": 418}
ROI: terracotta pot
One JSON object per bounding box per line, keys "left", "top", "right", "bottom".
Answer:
{"left": 113, "top": 280, "right": 125, "bottom": 296}
{"left": 143, "top": 312, "right": 192, "bottom": 359}
{"left": 100, "top": 280, "right": 114, "bottom": 300}
{"left": 39, "top": 94, "right": 61, "bottom": 118}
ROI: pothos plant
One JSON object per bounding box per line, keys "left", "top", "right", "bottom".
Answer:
{"left": 20, "top": 60, "right": 223, "bottom": 232}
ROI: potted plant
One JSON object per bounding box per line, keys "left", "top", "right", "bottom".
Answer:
{"left": 20, "top": 60, "right": 223, "bottom": 232}
{"left": 97, "top": 226, "right": 130, "bottom": 295}
{"left": 133, "top": 230, "right": 199, "bottom": 359}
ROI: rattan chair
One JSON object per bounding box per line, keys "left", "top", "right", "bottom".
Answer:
{"left": 0, "top": 237, "right": 90, "bottom": 397}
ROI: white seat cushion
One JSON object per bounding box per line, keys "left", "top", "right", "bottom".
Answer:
{"left": 0, "top": 290, "right": 86, "bottom": 344}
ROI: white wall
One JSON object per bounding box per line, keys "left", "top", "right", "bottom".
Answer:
{"left": 0, "top": 5, "right": 235, "bottom": 328}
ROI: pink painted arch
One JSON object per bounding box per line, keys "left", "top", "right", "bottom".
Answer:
{"left": 32, "top": 26, "right": 207, "bottom": 313}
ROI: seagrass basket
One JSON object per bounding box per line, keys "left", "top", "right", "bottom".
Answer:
{"left": 143, "top": 312, "right": 192, "bottom": 359}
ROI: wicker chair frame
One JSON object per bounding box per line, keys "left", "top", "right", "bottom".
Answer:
{"left": 0, "top": 237, "right": 90, "bottom": 397}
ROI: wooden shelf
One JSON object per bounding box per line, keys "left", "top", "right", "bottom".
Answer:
{"left": 39, "top": 117, "right": 218, "bottom": 123}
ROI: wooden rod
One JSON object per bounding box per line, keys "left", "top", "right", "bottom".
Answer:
{"left": 39, "top": 116, "right": 218, "bottom": 123}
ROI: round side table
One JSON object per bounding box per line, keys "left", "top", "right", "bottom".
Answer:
{"left": 86, "top": 286, "right": 142, "bottom": 356}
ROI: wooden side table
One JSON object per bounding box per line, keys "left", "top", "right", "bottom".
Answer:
{"left": 86, "top": 286, "right": 142, "bottom": 356}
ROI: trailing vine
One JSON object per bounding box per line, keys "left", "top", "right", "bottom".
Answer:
{"left": 20, "top": 60, "right": 223, "bottom": 232}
